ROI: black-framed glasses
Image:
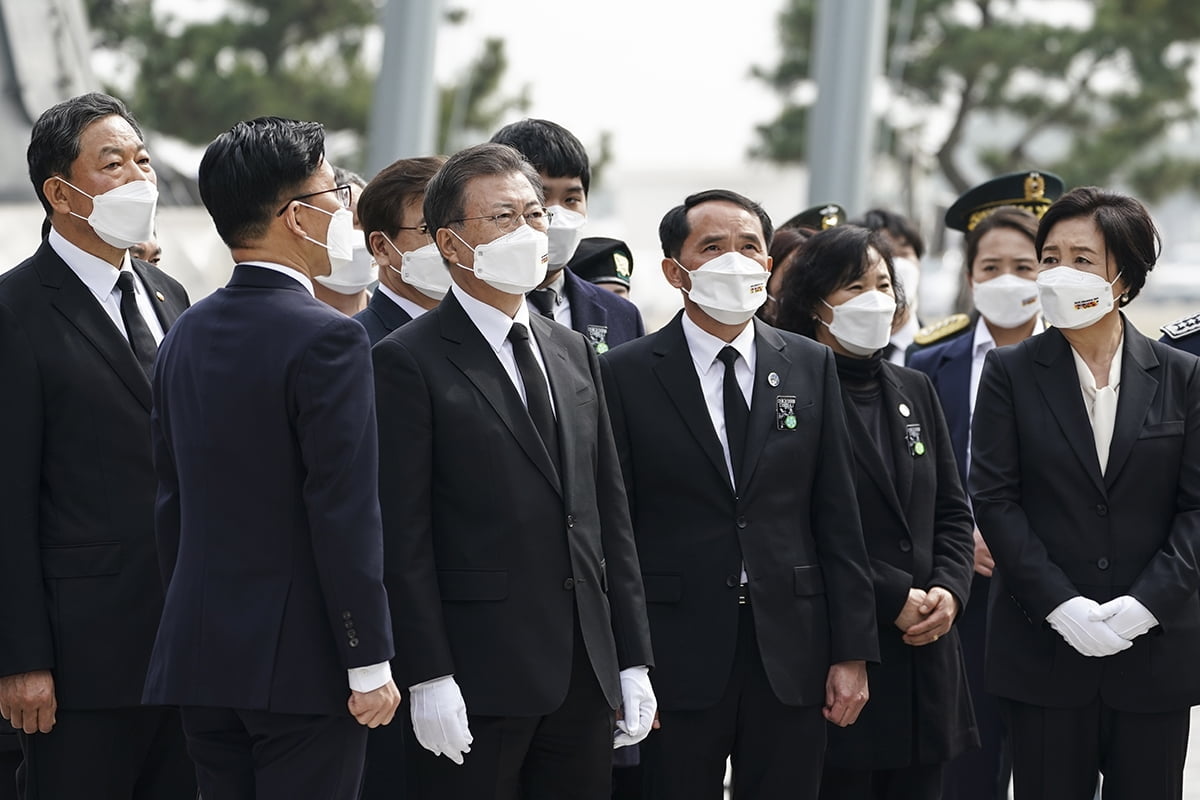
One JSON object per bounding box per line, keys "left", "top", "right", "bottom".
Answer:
{"left": 395, "top": 223, "right": 430, "bottom": 236}
{"left": 446, "top": 208, "right": 554, "bottom": 234}
{"left": 276, "top": 184, "right": 353, "bottom": 216}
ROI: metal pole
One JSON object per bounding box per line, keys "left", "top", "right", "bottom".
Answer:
{"left": 365, "top": 0, "right": 440, "bottom": 177}
{"left": 806, "top": 0, "right": 889, "bottom": 214}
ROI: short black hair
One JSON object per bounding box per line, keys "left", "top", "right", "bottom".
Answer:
{"left": 774, "top": 224, "right": 906, "bottom": 340}
{"left": 332, "top": 165, "right": 367, "bottom": 189}
{"left": 490, "top": 118, "right": 591, "bottom": 195}
{"left": 27, "top": 92, "right": 144, "bottom": 216}
{"left": 357, "top": 156, "right": 446, "bottom": 246}
{"left": 422, "top": 143, "right": 543, "bottom": 239}
{"left": 198, "top": 117, "right": 325, "bottom": 248}
{"left": 1034, "top": 186, "right": 1160, "bottom": 307}
{"left": 658, "top": 189, "right": 774, "bottom": 260}
{"left": 852, "top": 207, "right": 925, "bottom": 259}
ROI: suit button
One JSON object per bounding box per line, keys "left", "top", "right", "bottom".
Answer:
{"left": 726, "top": 574, "right": 740, "bottom": 588}
{"left": 347, "top": 629, "right": 357, "bottom": 638}
{"left": 1097, "top": 557, "right": 1110, "bottom": 570}
{"left": 344, "top": 620, "right": 353, "bottom": 629}
{"left": 899, "top": 539, "right": 912, "bottom": 553}
{"left": 736, "top": 516, "right": 747, "bottom": 529}
{"left": 1096, "top": 504, "right": 1108, "bottom": 516}
{"left": 342, "top": 611, "right": 352, "bottom": 620}
{"left": 563, "top": 578, "right": 575, "bottom": 590}
{"left": 349, "top": 638, "right": 359, "bottom": 648}
{"left": 567, "top": 514, "right": 576, "bottom": 528}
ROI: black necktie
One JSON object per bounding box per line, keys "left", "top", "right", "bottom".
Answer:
{"left": 507, "top": 323, "right": 560, "bottom": 471}
{"left": 528, "top": 288, "right": 556, "bottom": 319}
{"left": 717, "top": 346, "right": 748, "bottom": 485}
{"left": 116, "top": 271, "right": 157, "bottom": 378}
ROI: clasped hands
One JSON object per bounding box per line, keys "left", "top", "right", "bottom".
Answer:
{"left": 1046, "top": 595, "right": 1158, "bottom": 657}
{"left": 895, "top": 586, "right": 957, "bottom": 647}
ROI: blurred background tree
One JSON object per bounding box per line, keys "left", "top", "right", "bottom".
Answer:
{"left": 752, "top": 0, "right": 1200, "bottom": 203}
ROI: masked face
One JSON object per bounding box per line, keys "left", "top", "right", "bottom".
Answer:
{"left": 299, "top": 203, "right": 362, "bottom": 290}
{"left": 973, "top": 273, "right": 1041, "bottom": 328}
{"left": 891, "top": 257, "right": 921, "bottom": 315}
{"left": 546, "top": 205, "right": 586, "bottom": 268}
{"left": 383, "top": 238, "right": 450, "bottom": 301}
{"left": 56, "top": 177, "right": 158, "bottom": 250}
{"left": 822, "top": 290, "right": 897, "bottom": 356}
{"left": 1036, "top": 266, "right": 1122, "bottom": 330}
{"left": 451, "top": 224, "right": 550, "bottom": 295}
{"left": 675, "top": 251, "right": 770, "bottom": 326}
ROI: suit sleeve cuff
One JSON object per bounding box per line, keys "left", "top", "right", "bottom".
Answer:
{"left": 348, "top": 661, "right": 392, "bottom": 693}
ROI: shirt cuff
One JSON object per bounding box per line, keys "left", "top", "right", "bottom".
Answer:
{"left": 347, "top": 661, "right": 392, "bottom": 693}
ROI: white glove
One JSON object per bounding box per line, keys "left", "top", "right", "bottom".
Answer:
{"left": 408, "top": 675, "right": 473, "bottom": 765}
{"left": 1089, "top": 595, "right": 1159, "bottom": 641}
{"left": 613, "top": 665, "right": 656, "bottom": 749}
{"left": 1047, "top": 596, "right": 1133, "bottom": 657}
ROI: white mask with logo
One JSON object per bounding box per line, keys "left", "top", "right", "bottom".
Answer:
{"left": 675, "top": 251, "right": 770, "bottom": 326}
{"left": 451, "top": 224, "right": 549, "bottom": 295}
{"left": 546, "top": 205, "right": 586, "bottom": 268}
{"left": 383, "top": 238, "right": 450, "bottom": 301}
{"left": 822, "top": 290, "right": 897, "bottom": 356}
{"left": 973, "top": 273, "right": 1041, "bottom": 328}
{"left": 57, "top": 177, "right": 158, "bottom": 250}
{"left": 1036, "top": 266, "right": 1122, "bottom": 330}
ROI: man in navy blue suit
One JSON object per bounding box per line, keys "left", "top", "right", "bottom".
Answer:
{"left": 491, "top": 119, "right": 645, "bottom": 352}
{"left": 143, "top": 116, "right": 401, "bottom": 800}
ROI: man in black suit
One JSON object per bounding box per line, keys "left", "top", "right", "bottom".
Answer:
{"left": 142, "top": 117, "right": 401, "bottom": 799}
{"left": 491, "top": 118, "right": 644, "bottom": 354}
{"left": 353, "top": 155, "right": 448, "bottom": 345}
{"left": 0, "top": 92, "right": 195, "bottom": 799}
{"left": 373, "top": 142, "right": 655, "bottom": 799}
{"left": 599, "top": 189, "right": 879, "bottom": 800}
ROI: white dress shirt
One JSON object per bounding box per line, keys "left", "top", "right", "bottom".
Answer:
{"left": 377, "top": 283, "right": 430, "bottom": 321}
{"left": 50, "top": 228, "right": 165, "bottom": 344}
{"left": 1070, "top": 334, "right": 1124, "bottom": 476}
{"left": 453, "top": 283, "right": 556, "bottom": 415}
{"left": 527, "top": 269, "right": 573, "bottom": 328}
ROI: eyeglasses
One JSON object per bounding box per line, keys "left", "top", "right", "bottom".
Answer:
{"left": 395, "top": 223, "right": 430, "bottom": 236}
{"left": 446, "top": 208, "right": 554, "bottom": 234}
{"left": 276, "top": 184, "right": 353, "bottom": 216}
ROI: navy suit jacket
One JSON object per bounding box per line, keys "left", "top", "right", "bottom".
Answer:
{"left": 143, "top": 265, "right": 393, "bottom": 715}
{"left": 561, "top": 268, "right": 644, "bottom": 352}
{"left": 355, "top": 290, "right": 414, "bottom": 346}
{"left": 1160, "top": 331, "right": 1200, "bottom": 357}
{"left": 907, "top": 331, "right": 974, "bottom": 488}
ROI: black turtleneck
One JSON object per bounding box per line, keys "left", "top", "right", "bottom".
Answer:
{"left": 834, "top": 351, "right": 896, "bottom": 480}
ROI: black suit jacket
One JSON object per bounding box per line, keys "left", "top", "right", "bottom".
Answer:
{"left": 906, "top": 330, "right": 974, "bottom": 489}
{"left": 354, "top": 289, "right": 414, "bottom": 346}
{"left": 825, "top": 360, "right": 977, "bottom": 769}
{"left": 971, "top": 320, "right": 1200, "bottom": 712}
{"left": 0, "top": 241, "right": 188, "bottom": 708}
{"left": 599, "top": 313, "right": 878, "bottom": 711}
{"left": 142, "top": 265, "right": 393, "bottom": 715}
{"left": 372, "top": 290, "right": 652, "bottom": 717}
{"left": 561, "top": 268, "right": 644, "bottom": 353}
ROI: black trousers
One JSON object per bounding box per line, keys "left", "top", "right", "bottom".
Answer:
{"left": 360, "top": 711, "right": 408, "bottom": 800}
{"left": 17, "top": 706, "right": 195, "bottom": 799}
{"left": 181, "top": 707, "right": 366, "bottom": 800}
{"left": 642, "top": 604, "right": 827, "bottom": 800}
{"left": 0, "top": 733, "right": 19, "bottom": 800}
{"left": 820, "top": 762, "right": 943, "bottom": 800}
{"left": 1005, "top": 698, "right": 1190, "bottom": 800}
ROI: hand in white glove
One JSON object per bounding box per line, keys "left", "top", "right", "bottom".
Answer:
{"left": 613, "top": 666, "right": 657, "bottom": 749}
{"left": 1089, "top": 595, "right": 1159, "bottom": 641}
{"left": 408, "top": 675, "right": 472, "bottom": 765}
{"left": 1047, "top": 596, "right": 1133, "bottom": 658}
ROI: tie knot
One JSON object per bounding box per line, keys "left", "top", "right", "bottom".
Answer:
{"left": 116, "top": 270, "right": 137, "bottom": 295}
{"left": 717, "top": 346, "right": 740, "bottom": 369}
{"left": 508, "top": 322, "right": 530, "bottom": 343}
{"left": 528, "top": 288, "right": 556, "bottom": 317}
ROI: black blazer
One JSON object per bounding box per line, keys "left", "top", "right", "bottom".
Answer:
{"left": 354, "top": 289, "right": 414, "bottom": 346}
{"left": 599, "top": 313, "right": 879, "bottom": 711}
{"left": 561, "top": 268, "right": 644, "bottom": 353}
{"left": 372, "top": 290, "right": 653, "bottom": 717}
{"left": 142, "top": 265, "right": 394, "bottom": 715}
{"left": 824, "top": 360, "right": 977, "bottom": 770}
{"left": 970, "top": 320, "right": 1200, "bottom": 712}
{"left": 906, "top": 329, "right": 974, "bottom": 489}
{"left": 0, "top": 241, "right": 188, "bottom": 708}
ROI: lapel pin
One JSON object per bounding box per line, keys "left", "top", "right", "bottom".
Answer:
{"left": 905, "top": 423, "right": 926, "bottom": 457}
{"left": 155, "top": 290, "right": 165, "bottom": 302}
{"left": 585, "top": 324, "right": 609, "bottom": 354}
{"left": 767, "top": 371, "right": 780, "bottom": 387}
{"left": 776, "top": 395, "right": 798, "bottom": 430}
{"left": 898, "top": 402, "right": 911, "bottom": 418}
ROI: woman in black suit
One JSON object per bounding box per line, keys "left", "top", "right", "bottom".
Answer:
{"left": 969, "top": 186, "right": 1200, "bottom": 800}
{"left": 776, "top": 225, "right": 977, "bottom": 800}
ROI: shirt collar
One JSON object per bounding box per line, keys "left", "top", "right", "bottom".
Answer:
{"left": 451, "top": 282, "right": 532, "bottom": 353}
{"left": 377, "top": 283, "right": 430, "bottom": 320}
{"left": 680, "top": 311, "right": 757, "bottom": 376}
{"left": 1070, "top": 332, "right": 1125, "bottom": 396}
{"left": 972, "top": 314, "right": 996, "bottom": 356}
{"left": 48, "top": 227, "right": 132, "bottom": 303}
{"left": 241, "top": 261, "right": 315, "bottom": 296}
{"left": 543, "top": 269, "right": 567, "bottom": 304}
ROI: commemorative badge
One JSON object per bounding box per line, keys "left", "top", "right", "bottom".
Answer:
{"left": 905, "top": 423, "right": 926, "bottom": 457}
{"left": 776, "top": 395, "right": 798, "bottom": 431}
{"left": 586, "top": 324, "right": 610, "bottom": 354}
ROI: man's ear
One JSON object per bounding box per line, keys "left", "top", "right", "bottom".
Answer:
{"left": 43, "top": 176, "right": 77, "bottom": 217}
{"left": 280, "top": 202, "right": 309, "bottom": 240}
{"left": 368, "top": 231, "right": 393, "bottom": 266}
{"left": 662, "top": 257, "right": 687, "bottom": 290}
{"left": 437, "top": 228, "right": 463, "bottom": 265}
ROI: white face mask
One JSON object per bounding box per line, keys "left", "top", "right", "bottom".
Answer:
{"left": 297, "top": 203, "right": 358, "bottom": 286}
{"left": 675, "top": 251, "right": 770, "bottom": 326}
{"left": 451, "top": 224, "right": 549, "bottom": 295}
{"left": 384, "top": 238, "right": 450, "bottom": 301}
{"left": 546, "top": 205, "right": 586, "bottom": 268}
{"left": 892, "top": 257, "right": 921, "bottom": 315}
{"left": 822, "top": 290, "right": 897, "bottom": 356}
{"left": 57, "top": 177, "right": 158, "bottom": 250}
{"left": 1036, "top": 266, "right": 1122, "bottom": 330}
{"left": 314, "top": 239, "right": 376, "bottom": 295}
{"left": 973, "top": 273, "right": 1041, "bottom": 328}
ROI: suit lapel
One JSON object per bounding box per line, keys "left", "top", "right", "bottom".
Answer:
{"left": 1104, "top": 321, "right": 1158, "bottom": 487}
{"left": 563, "top": 269, "right": 606, "bottom": 336}
{"left": 132, "top": 259, "right": 186, "bottom": 332}
{"left": 652, "top": 314, "right": 733, "bottom": 492}
{"left": 1032, "top": 328, "right": 1106, "bottom": 494}
{"left": 369, "top": 290, "right": 414, "bottom": 333}
{"left": 531, "top": 315, "right": 575, "bottom": 488}
{"left": 881, "top": 363, "right": 917, "bottom": 516}
{"left": 737, "top": 320, "right": 789, "bottom": 494}
{"left": 439, "top": 294, "right": 562, "bottom": 495}
{"left": 841, "top": 372, "right": 908, "bottom": 525}
{"left": 39, "top": 243, "right": 152, "bottom": 410}
{"left": 937, "top": 334, "right": 974, "bottom": 479}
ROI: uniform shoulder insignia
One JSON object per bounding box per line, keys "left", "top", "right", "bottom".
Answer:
{"left": 912, "top": 313, "right": 971, "bottom": 346}
{"left": 1160, "top": 312, "right": 1200, "bottom": 340}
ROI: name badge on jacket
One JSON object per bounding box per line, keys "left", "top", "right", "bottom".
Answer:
{"left": 777, "top": 395, "right": 798, "bottom": 430}
{"left": 586, "top": 324, "right": 609, "bottom": 354}
{"left": 905, "top": 423, "right": 926, "bottom": 457}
